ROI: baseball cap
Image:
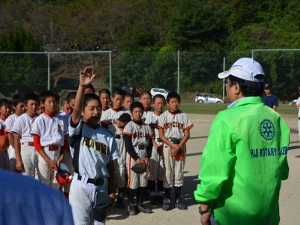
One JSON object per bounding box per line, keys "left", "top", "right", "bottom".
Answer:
{"left": 218, "top": 58, "right": 265, "bottom": 83}
{"left": 118, "top": 113, "right": 131, "bottom": 123}
{"left": 264, "top": 83, "right": 271, "bottom": 89}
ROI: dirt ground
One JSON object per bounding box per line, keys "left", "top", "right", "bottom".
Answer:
{"left": 106, "top": 113, "right": 300, "bottom": 225}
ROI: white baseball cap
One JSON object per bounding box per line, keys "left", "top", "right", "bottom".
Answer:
{"left": 218, "top": 58, "right": 265, "bottom": 83}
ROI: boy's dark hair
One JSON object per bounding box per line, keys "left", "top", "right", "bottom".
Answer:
{"left": 124, "top": 94, "right": 134, "bottom": 100}
{"left": 112, "top": 88, "right": 126, "bottom": 97}
{"left": 153, "top": 94, "right": 166, "bottom": 103}
{"left": 99, "top": 88, "right": 111, "bottom": 97}
{"left": 83, "top": 93, "right": 102, "bottom": 109}
{"left": 61, "top": 98, "right": 68, "bottom": 106}
{"left": 39, "top": 90, "right": 59, "bottom": 103}
{"left": 24, "top": 93, "right": 40, "bottom": 105}
{"left": 86, "top": 84, "right": 95, "bottom": 93}
{"left": 166, "top": 92, "right": 181, "bottom": 103}
{"left": 0, "top": 98, "right": 11, "bottom": 108}
{"left": 118, "top": 113, "right": 131, "bottom": 123}
{"left": 140, "top": 91, "right": 152, "bottom": 98}
{"left": 12, "top": 93, "right": 25, "bottom": 107}
{"left": 66, "top": 91, "right": 77, "bottom": 103}
{"left": 130, "top": 101, "right": 144, "bottom": 112}
{"left": 228, "top": 75, "right": 264, "bottom": 97}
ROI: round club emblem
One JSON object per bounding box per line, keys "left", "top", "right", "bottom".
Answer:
{"left": 259, "top": 119, "right": 275, "bottom": 141}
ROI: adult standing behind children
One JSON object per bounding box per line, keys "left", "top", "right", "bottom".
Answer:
{"left": 263, "top": 83, "right": 278, "bottom": 110}
{"left": 69, "top": 66, "right": 119, "bottom": 225}
{"left": 13, "top": 93, "right": 40, "bottom": 176}
{"left": 194, "top": 58, "right": 290, "bottom": 225}
{"left": 158, "top": 92, "right": 193, "bottom": 211}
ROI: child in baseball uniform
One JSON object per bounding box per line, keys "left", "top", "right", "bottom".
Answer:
{"left": 100, "top": 88, "right": 126, "bottom": 128}
{"left": 158, "top": 92, "right": 193, "bottom": 211}
{"left": 99, "top": 89, "right": 111, "bottom": 112}
{"left": 0, "top": 98, "right": 12, "bottom": 170}
{"left": 139, "top": 91, "right": 154, "bottom": 122}
{"left": 13, "top": 93, "right": 40, "bottom": 176}
{"left": 145, "top": 94, "right": 166, "bottom": 205}
{"left": 122, "top": 94, "right": 134, "bottom": 114}
{"left": 30, "top": 90, "right": 66, "bottom": 190}
{"left": 123, "top": 102, "right": 154, "bottom": 215}
{"left": 108, "top": 113, "right": 131, "bottom": 208}
{"left": 5, "top": 94, "right": 25, "bottom": 172}
{"left": 69, "top": 66, "right": 119, "bottom": 225}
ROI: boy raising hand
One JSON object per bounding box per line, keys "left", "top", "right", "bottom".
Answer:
{"left": 69, "top": 66, "right": 119, "bottom": 225}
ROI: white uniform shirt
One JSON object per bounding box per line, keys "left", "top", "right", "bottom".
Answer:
{"left": 108, "top": 124, "right": 125, "bottom": 153}
{"left": 123, "top": 121, "right": 153, "bottom": 150}
{"left": 145, "top": 111, "right": 160, "bottom": 139}
{"left": 69, "top": 118, "right": 119, "bottom": 179}
{"left": 30, "top": 113, "right": 65, "bottom": 146}
{"left": 157, "top": 110, "right": 193, "bottom": 139}
{"left": 12, "top": 113, "right": 38, "bottom": 142}
{"left": 297, "top": 97, "right": 300, "bottom": 117}
{"left": 100, "top": 108, "right": 127, "bottom": 126}
{"left": 4, "top": 114, "right": 18, "bottom": 133}
{"left": 142, "top": 108, "right": 154, "bottom": 122}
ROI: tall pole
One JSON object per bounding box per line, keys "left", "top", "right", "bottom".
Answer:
{"left": 48, "top": 52, "right": 50, "bottom": 90}
{"left": 177, "top": 50, "right": 180, "bottom": 94}
{"left": 109, "top": 51, "right": 112, "bottom": 93}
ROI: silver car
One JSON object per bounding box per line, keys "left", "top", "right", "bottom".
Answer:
{"left": 195, "top": 93, "right": 223, "bottom": 104}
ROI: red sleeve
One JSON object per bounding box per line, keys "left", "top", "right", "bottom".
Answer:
{"left": 33, "top": 134, "right": 43, "bottom": 152}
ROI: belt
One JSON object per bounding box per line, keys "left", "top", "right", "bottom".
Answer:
{"left": 45, "top": 145, "right": 60, "bottom": 151}
{"left": 169, "top": 138, "right": 181, "bottom": 144}
{"left": 115, "top": 134, "right": 122, "bottom": 139}
{"left": 77, "top": 175, "right": 104, "bottom": 186}
{"left": 21, "top": 142, "right": 34, "bottom": 146}
{"left": 155, "top": 138, "right": 162, "bottom": 142}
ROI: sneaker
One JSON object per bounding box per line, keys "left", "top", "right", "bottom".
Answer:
{"left": 162, "top": 198, "right": 171, "bottom": 211}
{"left": 136, "top": 203, "right": 153, "bottom": 213}
{"left": 127, "top": 204, "right": 136, "bottom": 216}
{"left": 175, "top": 197, "right": 188, "bottom": 210}
{"left": 116, "top": 197, "right": 125, "bottom": 209}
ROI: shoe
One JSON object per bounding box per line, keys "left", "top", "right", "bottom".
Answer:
{"left": 295, "top": 155, "right": 300, "bottom": 158}
{"left": 136, "top": 203, "right": 153, "bottom": 213}
{"left": 162, "top": 198, "right": 171, "bottom": 211}
{"left": 116, "top": 197, "right": 125, "bottom": 208}
{"left": 175, "top": 197, "right": 188, "bottom": 210}
{"left": 127, "top": 203, "right": 136, "bottom": 216}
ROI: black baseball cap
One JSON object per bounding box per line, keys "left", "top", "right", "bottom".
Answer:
{"left": 264, "top": 83, "right": 271, "bottom": 89}
{"left": 118, "top": 113, "right": 131, "bottom": 123}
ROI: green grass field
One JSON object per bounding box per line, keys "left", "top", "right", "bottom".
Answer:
{"left": 178, "top": 102, "right": 298, "bottom": 116}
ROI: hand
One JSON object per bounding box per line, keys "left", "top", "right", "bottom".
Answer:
{"left": 79, "top": 66, "right": 95, "bottom": 87}
{"left": 109, "top": 193, "right": 116, "bottom": 207}
{"left": 16, "top": 159, "right": 24, "bottom": 172}
{"left": 143, "top": 157, "right": 149, "bottom": 166}
{"left": 170, "top": 145, "right": 181, "bottom": 157}
{"left": 56, "top": 155, "right": 64, "bottom": 165}
{"left": 200, "top": 212, "right": 212, "bottom": 225}
{"left": 47, "top": 160, "right": 57, "bottom": 170}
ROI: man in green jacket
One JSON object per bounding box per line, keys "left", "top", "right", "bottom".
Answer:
{"left": 194, "top": 58, "right": 290, "bottom": 225}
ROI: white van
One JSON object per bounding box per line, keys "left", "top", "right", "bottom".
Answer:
{"left": 150, "top": 88, "right": 169, "bottom": 99}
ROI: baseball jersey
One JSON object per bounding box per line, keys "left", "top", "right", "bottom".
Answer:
{"left": 100, "top": 108, "right": 127, "bottom": 127}
{"left": 4, "top": 114, "right": 18, "bottom": 134}
{"left": 157, "top": 110, "right": 193, "bottom": 139}
{"left": 108, "top": 124, "right": 125, "bottom": 153}
{"left": 69, "top": 118, "right": 119, "bottom": 179}
{"left": 145, "top": 111, "right": 160, "bottom": 139}
{"left": 142, "top": 107, "right": 154, "bottom": 122}
{"left": 194, "top": 97, "right": 290, "bottom": 225}
{"left": 30, "top": 113, "right": 65, "bottom": 146}
{"left": 123, "top": 121, "right": 154, "bottom": 153}
{"left": 12, "top": 113, "right": 38, "bottom": 142}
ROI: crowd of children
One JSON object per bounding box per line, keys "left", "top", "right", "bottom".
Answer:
{"left": 0, "top": 66, "right": 193, "bottom": 224}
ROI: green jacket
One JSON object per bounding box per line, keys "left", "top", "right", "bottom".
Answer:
{"left": 194, "top": 97, "right": 290, "bottom": 225}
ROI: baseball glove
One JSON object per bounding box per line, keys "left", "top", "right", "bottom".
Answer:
{"left": 131, "top": 163, "right": 146, "bottom": 174}
{"left": 93, "top": 190, "right": 114, "bottom": 222}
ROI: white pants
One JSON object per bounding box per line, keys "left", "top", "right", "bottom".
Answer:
{"left": 149, "top": 142, "right": 164, "bottom": 181}
{"left": 298, "top": 119, "right": 300, "bottom": 142}
{"left": 162, "top": 144, "right": 186, "bottom": 188}
{"left": 38, "top": 147, "right": 61, "bottom": 190}
{"left": 7, "top": 145, "right": 16, "bottom": 172}
{"left": 21, "top": 144, "right": 39, "bottom": 178}
{"left": 69, "top": 173, "right": 107, "bottom": 225}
